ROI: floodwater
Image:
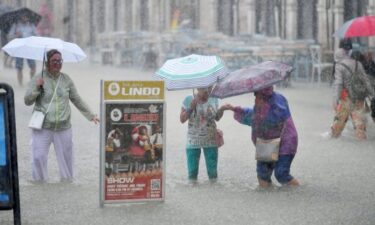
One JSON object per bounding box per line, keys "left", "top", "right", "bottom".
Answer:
{"left": 0, "top": 58, "right": 375, "bottom": 225}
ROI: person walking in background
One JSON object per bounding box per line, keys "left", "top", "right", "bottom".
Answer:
{"left": 1, "top": 29, "right": 13, "bottom": 68}
{"left": 349, "top": 50, "right": 375, "bottom": 123}
{"left": 362, "top": 53, "right": 375, "bottom": 120}
{"left": 331, "top": 38, "right": 375, "bottom": 140}
{"left": 180, "top": 87, "right": 226, "bottom": 184}
{"left": 8, "top": 14, "right": 37, "bottom": 85}
{"left": 36, "top": 3, "right": 53, "bottom": 37}
{"left": 221, "top": 86, "right": 299, "bottom": 188}
{"left": 24, "top": 49, "right": 99, "bottom": 182}
{"left": 360, "top": 52, "right": 375, "bottom": 79}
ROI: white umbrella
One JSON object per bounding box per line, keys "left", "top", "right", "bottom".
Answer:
{"left": 2, "top": 36, "right": 86, "bottom": 62}
{"left": 154, "top": 54, "right": 228, "bottom": 90}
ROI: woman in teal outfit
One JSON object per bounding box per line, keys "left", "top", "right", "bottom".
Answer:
{"left": 180, "top": 87, "right": 226, "bottom": 183}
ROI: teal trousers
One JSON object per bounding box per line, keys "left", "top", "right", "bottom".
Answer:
{"left": 186, "top": 147, "right": 218, "bottom": 180}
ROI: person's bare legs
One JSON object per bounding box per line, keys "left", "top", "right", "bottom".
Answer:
{"left": 30, "top": 67, "right": 36, "bottom": 78}
{"left": 17, "top": 69, "right": 23, "bottom": 86}
{"left": 287, "top": 178, "right": 300, "bottom": 186}
{"left": 257, "top": 177, "right": 271, "bottom": 188}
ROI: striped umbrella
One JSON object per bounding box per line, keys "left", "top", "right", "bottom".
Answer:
{"left": 154, "top": 54, "right": 228, "bottom": 90}
{"left": 333, "top": 15, "right": 375, "bottom": 38}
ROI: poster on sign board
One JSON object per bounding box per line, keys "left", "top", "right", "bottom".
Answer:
{"left": 100, "top": 81, "right": 165, "bottom": 204}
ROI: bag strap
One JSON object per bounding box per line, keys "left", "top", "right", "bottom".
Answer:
{"left": 336, "top": 62, "right": 354, "bottom": 76}
{"left": 45, "top": 74, "right": 61, "bottom": 114}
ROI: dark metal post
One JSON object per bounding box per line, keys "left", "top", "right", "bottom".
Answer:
{"left": 0, "top": 83, "right": 21, "bottom": 225}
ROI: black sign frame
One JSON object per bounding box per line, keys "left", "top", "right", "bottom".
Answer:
{"left": 0, "top": 93, "right": 13, "bottom": 209}
{"left": 0, "top": 83, "right": 21, "bottom": 225}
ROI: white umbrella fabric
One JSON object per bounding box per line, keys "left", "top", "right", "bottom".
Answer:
{"left": 154, "top": 54, "right": 228, "bottom": 90}
{"left": 2, "top": 36, "right": 86, "bottom": 62}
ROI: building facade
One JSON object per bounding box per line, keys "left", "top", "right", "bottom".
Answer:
{"left": 2, "top": 0, "right": 375, "bottom": 49}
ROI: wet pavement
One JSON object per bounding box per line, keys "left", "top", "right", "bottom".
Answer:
{"left": 0, "top": 58, "right": 375, "bottom": 225}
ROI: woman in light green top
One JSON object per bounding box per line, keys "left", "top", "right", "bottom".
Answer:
{"left": 180, "top": 87, "right": 226, "bottom": 183}
{"left": 24, "top": 49, "right": 99, "bottom": 182}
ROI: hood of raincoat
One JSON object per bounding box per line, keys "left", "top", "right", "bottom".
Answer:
{"left": 334, "top": 48, "right": 351, "bottom": 62}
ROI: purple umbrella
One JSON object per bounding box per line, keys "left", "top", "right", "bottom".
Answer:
{"left": 210, "top": 61, "right": 293, "bottom": 99}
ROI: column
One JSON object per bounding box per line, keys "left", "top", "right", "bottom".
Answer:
{"left": 285, "top": 0, "right": 297, "bottom": 40}
{"left": 316, "top": 0, "right": 328, "bottom": 47}
{"left": 105, "top": 0, "right": 114, "bottom": 32}
{"left": 52, "top": 1, "right": 65, "bottom": 39}
{"left": 200, "top": 0, "right": 218, "bottom": 32}
{"left": 125, "top": 0, "right": 133, "bottom": 32}
{"left": 66, "top": 0, "right": 74, "bottom": 41}
{"left": 163, "top": 0, "right": 171, "bottom": 30}
{"left": 132, "top": 0, "right": 141, "bottom": 31}
{"left": 118, "top": 0, "right": 126, "bottom": 31}
{"left": 76, "top": 1, "right": 91, "bottom": 46}
{"left": 149, "top": 0, "right": 161, "bottom": 32}
{"left": 245, "top": 0, "right": 256, "bottom": 34}
{"left": 233, "top": 0, "right": 239, "bottom": 35}
{"left": 368, "top": 0, "right": 375, "bottom": 47}
{"left": 333, "top": 1, "right": 344, "bottom": 49}
{"left": 211, "top": 0, "right": 218, "bottom": 33}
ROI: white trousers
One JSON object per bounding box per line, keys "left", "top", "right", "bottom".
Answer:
{"left": 31, "top": 128, "right": 73, "bottom": 181}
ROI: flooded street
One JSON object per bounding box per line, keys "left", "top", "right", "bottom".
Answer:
{"left": 1, "top": 59, "right": 375, "bottom": 225}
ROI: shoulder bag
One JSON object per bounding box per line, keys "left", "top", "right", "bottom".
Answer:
{"left": 28, "top": 76, "right": 61, "bottom": 130}
{"left": 216, "top": 129, "right": 224, "bottom": 148}
{"left": 255, "top": 137, "right": 280, "bottom": 162}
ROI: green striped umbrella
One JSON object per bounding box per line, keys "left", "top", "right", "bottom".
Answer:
{"left": 154, "top": 54, "right": 228, "bottom": 90}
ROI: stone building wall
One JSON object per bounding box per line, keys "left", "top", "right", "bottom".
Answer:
{"left": 3, "top": 0, "right": 375, "bottom": 49}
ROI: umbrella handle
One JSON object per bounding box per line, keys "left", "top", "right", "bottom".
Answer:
{"left": 39, "top": 51, "right": 46, "bottom": 95}
{"left": 190, "top": 89, "right": 197, "bottom": 117}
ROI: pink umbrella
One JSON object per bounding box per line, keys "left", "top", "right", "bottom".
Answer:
{"left": 333, "top": 15, "right": 375, "bottom": 38}
{"left": 210, "top": 61, "right": 293, "bottom": 99}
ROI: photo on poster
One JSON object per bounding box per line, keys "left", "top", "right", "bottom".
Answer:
{"left": 103, "top": 101, "right": 164, "bottom": 201}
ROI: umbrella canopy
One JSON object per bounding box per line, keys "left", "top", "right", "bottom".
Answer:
{"left": 210, "top": 61, "right": 293, "bottom": 99}
{"left": 154, "top": 54, "right": 228, "bottom": 90}
{"left": 0, "top": 7, "right": 41, "bottom": 34}
{"left": 0, "top": 4, "right": 13, "bottom": 46}
{"left": 333, "top": 15, "right": 375, "bottom": 38}
{"left": 0, "top": 4, "right": 13, "bottom": 16}
{"left": 2, "top": 36, "right": 86, "bottom": 62}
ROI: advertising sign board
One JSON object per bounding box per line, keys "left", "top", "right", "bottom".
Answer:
{"left": 100, "top": 81, "right": 165, "bottom": 204}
